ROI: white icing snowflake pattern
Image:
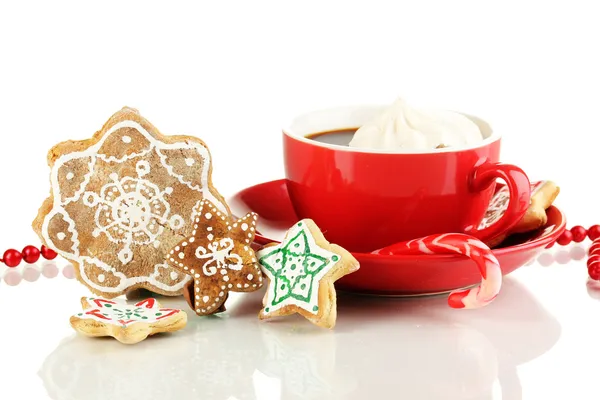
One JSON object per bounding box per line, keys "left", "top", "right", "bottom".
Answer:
{"left": 36, "top": 108, "right": 229, "bottom": 297}
{"left": 83, "top": 164, "right": 183, "bottom": 264}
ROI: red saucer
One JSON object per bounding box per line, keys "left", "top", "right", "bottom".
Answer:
{"left": 230, "top": 179, "right": 566, "bottom": 296}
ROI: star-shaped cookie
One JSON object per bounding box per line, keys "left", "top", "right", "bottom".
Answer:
{"left": 32, "top": 106, "right": 229, "bottom": 298}
{"left": 70, "top": 297, "right": 187, "bottom": 344}
{"left": 166, "top": 199, "right": 264, "bottom": 316}
{"left": 257, "top": 219, "right": 360, "bottom": 329}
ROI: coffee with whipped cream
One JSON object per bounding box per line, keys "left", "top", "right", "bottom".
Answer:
{"left": 347, "top": 98, "right": 483, "bottom": 151}
{"left": 308, "top": 129, "right": 356, "bottom": 146}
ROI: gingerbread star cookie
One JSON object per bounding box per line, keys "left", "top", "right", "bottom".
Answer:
{"left": 257, "top": 219, "right": 360, "bottom": 329}
{"left": 480, "top": 180, "right": 560, "bottom": 247}
{"left": 32, "top": 107, "right": 229, "bottom": 298}
{"left": 166, "top": 199, "right": 264, "bottom": 316}
{"left": 70, "top": 297, "right": 187, "bottom": 344}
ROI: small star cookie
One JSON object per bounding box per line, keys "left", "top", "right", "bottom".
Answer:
{"left": 166, "top": 199, "right": 264, "bottom": 316}
{"left": 32, "top": 107, "right": 230, "bottom": 298}
{"left": 70, "top": 297, "right": 187, "bottom": 344}
{"left": 257, "top": 219, "right": 360, "bottom": 329}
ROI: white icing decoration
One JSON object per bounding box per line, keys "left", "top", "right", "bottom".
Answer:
{"left": 155, "top": 142, "right": 227, "bottom": 214}
{"left": 122, "top": 135, "right": 132, "bottom": 143}
{"left": 135, "top": 160, "right": 150, "bottom": 177}
{"left": 83, "top": 167, "right": 173, "bottom": 265}
{"left": 41, "top": 208, "right": 80, "bottom": 256}
{"left": 57, "top": 232, "right": 66, "bottom": 240}
{"left": 52, "top": 156, "right": 95, "bottom": 205}
{"left": 185, "top": 158, "right": 195, "bottom": 166}
{"left": 40, "top": 118, "right": 225, "bottom": 294}
{"left": 194, "top": 238, "right": 243, "bottom": 276}
{"left": 97, "top": 274, "right": 105, "bottom": 283}
{"left": 65, "top": 172, "right": 74, "bottom": 180}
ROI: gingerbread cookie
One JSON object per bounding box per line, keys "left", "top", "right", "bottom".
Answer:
{"left": 166, "top": 199, "right": 264, "bottom": 316}
{"left": 257, "top": 219, "right": 360, "bottom": 329}
{"left": 70, "top": 297, "right": 187, "bottom": 344}
{"left": 32, "top": 107, "right": 229, "bottom": 298}
{"left": 480, "top": 180, "right": 560, "bottom": 247}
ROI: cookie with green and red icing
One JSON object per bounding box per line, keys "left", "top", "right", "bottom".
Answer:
{"left": 257, "top": 219, "right": 360, "bottom": 329}
{"left": 70, "top": 297, "right": 187, "bottom": 344}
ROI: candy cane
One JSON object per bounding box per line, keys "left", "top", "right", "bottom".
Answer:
{"left": 375, "top": 233, "right": 502, "bottom": 309}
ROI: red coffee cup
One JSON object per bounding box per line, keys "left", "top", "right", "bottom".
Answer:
{"left": 283, "top": 105, "right": 531, "bottom": 253}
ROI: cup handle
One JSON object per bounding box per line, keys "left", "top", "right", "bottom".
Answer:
{"left": 464, "top": 163, "right": 531, "bottom": 244}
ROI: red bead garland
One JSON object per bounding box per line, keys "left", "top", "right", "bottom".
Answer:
{"left": 571, "top": 226, "right": 587, "bottom": 243}
{"left": 557, "top": 230, "right": 574, "bottom": 246}
{"left": 2, "top": 224, "right": 600, "bottom": 278}
{"left": 589, "top": 225, "right": 600, "bottom": 240}
{"left": 22, "top": 245, "right": 40, "bottom": 264}
{"left": 549, "top": 224, "right": 600, "bottom": 248}
{"left": 1, "top": 245, "right": 57, "bottom": 268}
{"left": 588, "top": 238, "right": 600, "bottom": 281}
{"left": 41, "top": 245, "right": 57, "bottom": 260}
{"left": 2, "top": 249, "right": 22, "bottom": 268}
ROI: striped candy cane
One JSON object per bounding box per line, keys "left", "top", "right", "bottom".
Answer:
{"left": 375, "top": 233, "right": 502, "bottom": 309}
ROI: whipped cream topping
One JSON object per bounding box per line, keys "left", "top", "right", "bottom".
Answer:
{"left": 348, "top": 98, "right": 483, "bottom": 151}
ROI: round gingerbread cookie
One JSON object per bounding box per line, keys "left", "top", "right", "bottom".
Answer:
{"left": 32, "top": 107, "right": 229, "bottom": 298}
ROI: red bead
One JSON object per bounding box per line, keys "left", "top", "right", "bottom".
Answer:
{"left": 571, "top": 226, "right": 587, "bottom": 243}
{"left": 21, "top": 245, "right": 40, "bottom": 264}
{"left": 589, "top": 264, "right": 600, "bottom": 281}
{"left": 590, "top": 241, "right": 600, "bottom": 256}
{"left": 41, "top": 245, "right": 57, "bottom": 260}
{"left": 2, "top": 249, "right": 22, "bottom": 268}
{"left": 589, "top": 225, "right": 600, "bottom": 241}
{"left": 588, "top": 254, "right": 600, "bottom": 266}
{"left": 557, "top": 230, "right": 573, "bottom": 246}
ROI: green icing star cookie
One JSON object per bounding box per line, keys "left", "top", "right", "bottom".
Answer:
{"left": 257, "top": 219, "right": 360, "bottom": 329}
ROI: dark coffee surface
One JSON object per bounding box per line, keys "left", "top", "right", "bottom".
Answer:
{"left": 306, "top": 129, "right": 356, "bottom": 146}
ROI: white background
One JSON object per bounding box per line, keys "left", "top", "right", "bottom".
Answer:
{"left": 1, "top": 2, "right": 600, "bottom": 399}
{"left": 1, "top": 1, "right": 599, "bottom": 246}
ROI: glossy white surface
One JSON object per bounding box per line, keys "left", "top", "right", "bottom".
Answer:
{"left": 1, "top": 246, "right": 599, "bottom": 400}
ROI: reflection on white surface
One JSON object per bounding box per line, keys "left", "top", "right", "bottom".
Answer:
{"left": 585, "top": 279, "right": 600, "bottom": 300}
{"left": 3, "top": 269, "right": 22, "bottom": 286}
{"left": 62, "top": 264, "right": 75, "bottom": 279}
{"left": 22, "top": 265, "right": 41, "bottom": 282}
{"left": 38, "top": 277, "right": 560, "bottom": 400}
{"left": 0, "top": 261, "right": 73, "bottom": 287}
{"left": 536, "top": 245, "right": 587, "bottom": 267}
